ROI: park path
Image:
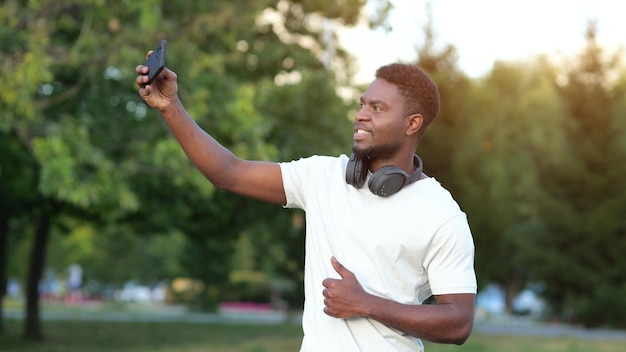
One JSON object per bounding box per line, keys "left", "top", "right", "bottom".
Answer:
{"left": 4, "top": 308, "right": 626, "bottom": 341}
{"left": 473, "top": 319, "right": 626, "bottom": 341}
{"left": 3, "top": 306, "right": 291, "bottom": 325}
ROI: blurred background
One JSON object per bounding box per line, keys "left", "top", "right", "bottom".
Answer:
{"left": 1, "top": 0, "right": 625, "bottom": 344}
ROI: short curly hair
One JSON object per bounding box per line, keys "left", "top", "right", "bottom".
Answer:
{"left": 375, "top": 63, "right": 440, "bottom": 134}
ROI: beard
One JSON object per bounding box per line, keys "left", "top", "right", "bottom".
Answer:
{"left": 352, "top": 141, "right": 402, "bottom": 163}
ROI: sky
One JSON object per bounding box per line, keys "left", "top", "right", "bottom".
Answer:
{"left": 338, "top": 0, "right": 624, "bottom": 83}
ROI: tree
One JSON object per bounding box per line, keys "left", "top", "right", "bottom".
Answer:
{"left": 0, "top": 0, "right": 386, "bottom": 338}
{"left": 0, "top": 131, "right": 39, "bottom": 332}
{"left": 529, "top": 22, "right": 626, "bottom": 327}
{"left": 413, "top": 7, "right": 473, "bottom": 191}
{"left": 459, "top": 59, "right": 563, "bottom": 314}
{"left": 1, "top": 0, "right": 143, "bottom": 338}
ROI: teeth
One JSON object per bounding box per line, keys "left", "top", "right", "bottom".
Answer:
{"left": 356, "top": 129, "right": 369, "bottom": 134}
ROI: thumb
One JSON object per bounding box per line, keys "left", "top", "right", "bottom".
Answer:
{"left": 331, "top": 256, "right": 351, "bottom": 278}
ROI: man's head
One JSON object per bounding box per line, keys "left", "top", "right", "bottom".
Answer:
{"left": 374, "top": 63, "right": 440, "bottom": 139}
{"left": 352, "top": 64, "right": 440, "bottom": 167}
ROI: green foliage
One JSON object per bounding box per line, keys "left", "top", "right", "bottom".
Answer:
{"left": 570, "top": 283, "right": 626, "bottom": 328}
{"left": 527, "top": 24, "right": 626, "bottom": 327}
{"left": 0, "top": 131, "right": 39, "bottom": 215}
{"left": 223, "top": 280, "right": 273, "bottom": 304}
{"left": 0, "top": 0, "right": 365, "bottom": 327}
{"left": 413, "top": 15, "right": 626, "bottom": 327}
{"left": 3, "top": 0, "right": 626, "bottom": 332}
{"left": 45, "top": 222, "right": 186, "bottom": 288}
{"left": 456, "top": 61, "right": 563, "bottom": 309}
{"left": 32, "top": 122, "right": 138, "bottom": 212}
{"left": 0, "top": 2, "right": 53, "bottom": 130}
{"left": 259, "top": 69, "right": 352, "bottom": 159}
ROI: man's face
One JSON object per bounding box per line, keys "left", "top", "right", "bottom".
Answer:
{"left": 352, "top": 78, "right": 406, "bottom": 162}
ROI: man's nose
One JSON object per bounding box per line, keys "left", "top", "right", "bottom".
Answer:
{"left": 355, "top": 107, "right": 370, "bottom": 121}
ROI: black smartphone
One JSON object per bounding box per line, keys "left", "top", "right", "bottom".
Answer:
{"left": 144, "top": 40, "right": 167, "bottom": 85}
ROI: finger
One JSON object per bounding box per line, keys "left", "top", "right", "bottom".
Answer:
{"left": 322, "top": 278, "right": 338, "bottom": 288}
{"left": 138, "top": 84, "right": 150, "bottom": 97}
{"left": 136, "top": 75, "right": 150, "bottom": 89}
{"left": 331, "top": 256, "right": 350, "bottom": 278}
{"left": 145, "top": 50, "right": 154, "bottom": 60}
{"left": 135, "top": 65, "right": 149, "bottom": 74}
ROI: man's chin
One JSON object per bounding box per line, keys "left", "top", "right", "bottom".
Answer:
{"left": 351, "top": 145, "right": 369, "bottom": 159}
{"left": 352, "top": 143, "right": 400, "bottom": 161}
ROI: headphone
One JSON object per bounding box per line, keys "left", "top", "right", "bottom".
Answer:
{"left": 345, "top": 153, "right": 423, "bottom": 197}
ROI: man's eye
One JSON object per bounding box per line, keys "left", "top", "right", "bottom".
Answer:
{"left": 359, "top": 103, "right": 365, "bottom": 108}
{"left": 373, "top": 106, "right": 383, "bottom": 112}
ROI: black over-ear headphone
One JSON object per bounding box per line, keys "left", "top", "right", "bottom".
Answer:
{"left": 345, "top": 153, "right": 423, "bottom": 197}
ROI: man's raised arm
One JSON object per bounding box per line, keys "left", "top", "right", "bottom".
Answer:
{"left": 136, "top": 53, "right": 286, "bottom": 205}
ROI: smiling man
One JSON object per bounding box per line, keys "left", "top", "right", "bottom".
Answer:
{"left": 137, "top": 56, "right": 477, "bottom": 351}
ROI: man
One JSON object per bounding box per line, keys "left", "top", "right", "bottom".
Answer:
{"left": 136, "top": 53, "right": 476, "bottom": 351}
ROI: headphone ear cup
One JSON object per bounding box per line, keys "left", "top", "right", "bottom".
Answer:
{"left": 346, "top": 153, "right": 367, "bottom": 188}
{"left": 368, "top": 166, "right": 408, "bottom": 197}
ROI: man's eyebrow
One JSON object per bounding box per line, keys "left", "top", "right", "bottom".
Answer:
{"left": 359, "top": 96, "right": 388, "bottom": 106}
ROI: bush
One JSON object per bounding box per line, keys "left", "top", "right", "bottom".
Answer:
{"left": 572, "top": 284, "right": 626, "bottom": 328}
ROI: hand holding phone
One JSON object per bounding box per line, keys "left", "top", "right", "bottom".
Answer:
{"left": 144, "top": 40, "right": 167, "bottom": 86}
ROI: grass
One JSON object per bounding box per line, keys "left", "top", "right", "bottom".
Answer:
{"left": 0, "top": 320, "right": 301, "bottom": 352}
{"left": 423, "top": 334, "right": 624, "bottom": 352}
{"left": 1, "top": 319, "right": 624, "bottom": 352}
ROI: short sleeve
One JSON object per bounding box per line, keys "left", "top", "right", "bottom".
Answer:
{"left": 424, "top": 214, "right": 477, "bottom": 295}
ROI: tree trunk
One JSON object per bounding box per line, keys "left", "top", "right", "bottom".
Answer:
{"left": 504, "top": 275, "right": 524, "bottom": 315}
{"left": 0, "top": 215, "right": 8, "bottom": 333}
{"left": 23, "top": 202, "right": 54, "bottom": 341}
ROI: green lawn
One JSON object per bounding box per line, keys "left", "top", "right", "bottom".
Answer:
{"left": 0, "top": 319, "right": 624, "bottom": 352}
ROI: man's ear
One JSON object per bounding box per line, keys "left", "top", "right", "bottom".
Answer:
{"left": 406, "top": 113, "right": 423, "bottom": 136}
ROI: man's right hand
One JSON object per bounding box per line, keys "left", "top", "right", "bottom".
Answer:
{"left": 136, "top": 50, "right": 179, "bottom": 112}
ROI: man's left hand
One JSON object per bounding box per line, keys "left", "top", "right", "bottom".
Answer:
{"left": 321, "top": 257, "right": 373, "bottom": 318}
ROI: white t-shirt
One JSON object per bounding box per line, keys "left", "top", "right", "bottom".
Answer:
{"left": 279, "top": 154, "right": 477, "bottom": 352}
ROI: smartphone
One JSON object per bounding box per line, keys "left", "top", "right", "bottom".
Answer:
{"left": 144, "top": 40, "right": 167, "bottom": 85}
